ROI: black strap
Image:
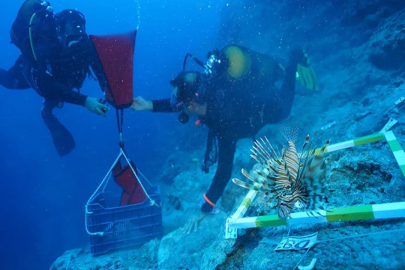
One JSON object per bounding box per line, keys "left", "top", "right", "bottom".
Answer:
{"left": 116, "top": 108, "right": 125, "bottom": 151}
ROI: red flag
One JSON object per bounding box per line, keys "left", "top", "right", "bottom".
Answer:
{"left": 90, "top": 31, "right": 136, "bottom": 109}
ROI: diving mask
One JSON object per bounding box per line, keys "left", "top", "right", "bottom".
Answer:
{"left": 169, "top": 71, "right": 204, "bottom": 107}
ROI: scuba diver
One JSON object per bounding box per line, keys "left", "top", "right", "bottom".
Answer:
{"left": 0, "top": 0, "right": 109, "bottom": 156}
{"left": 131, "top": 44, "right": 319, "bottom": 233}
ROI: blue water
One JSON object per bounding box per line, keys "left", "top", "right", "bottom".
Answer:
{"left": 0, "top": 1, "right": 225, "bottom": 269}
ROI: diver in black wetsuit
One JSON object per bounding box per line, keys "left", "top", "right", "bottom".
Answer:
{"left": 131, "top": 45, "right": 318, "bottom": 232}
{"left": 0, "top": 2, "right": 109, "bottom": 156}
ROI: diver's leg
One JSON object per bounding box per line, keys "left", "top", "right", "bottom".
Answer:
{"left": 42, "top": 99, "right": 76, "bottom": 156}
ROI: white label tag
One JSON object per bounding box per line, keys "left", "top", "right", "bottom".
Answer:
{"left": 380, "top": 118, "right": 398, "bottom": 133}
{"left": 274, "top": 232, "right": 318, "bottom": 251}
{"left": 225, "top": 219, "right": 237, "bottom": 239}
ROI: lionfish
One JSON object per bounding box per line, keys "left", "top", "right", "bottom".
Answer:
{"left": 232, "top": 134, "right": 329, "bottom": 219}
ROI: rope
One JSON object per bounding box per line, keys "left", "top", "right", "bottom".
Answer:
{"left": 84, "top": 148, "right": 161, "bottom": 236}
{"left": 134, "top": 0, "right": 141, "bottom": 30}
{"left": 84, "top": 151, "right": 124, "bottom": 236}
{"left": 113, "top": 107, "right": 157, "bottom": 206}
{"left": 85, "top": 83, "right": 161, "bottom": 237}
{"left": 85, "top": 151, "right": 122, "bottom": 206}
{"left": 121, "top": 150, "right": 161, "bottom": 207}
{"left": 137, "top": 168, "right": 153, "bottom": 186}
{"left": 116, "top": 109, "right": 124, "bottom": 148}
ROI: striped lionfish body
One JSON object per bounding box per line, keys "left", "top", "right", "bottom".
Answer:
{"left": 232, "top": 135, "right": 329, "bottom": 219}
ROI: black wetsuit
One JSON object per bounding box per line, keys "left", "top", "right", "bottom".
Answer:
{"left": 0, "top": 37, "right": 107, "bottom": 156}
{"left": 152, "top": 58, "right": 298, "bottom": 213}
{"left": 0, "top": 38, "right": 105, "bottom": 105}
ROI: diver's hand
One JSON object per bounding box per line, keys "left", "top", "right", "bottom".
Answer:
{"left": 131, "top": 96, "right": 153, "bottom": 111}
{"left": 183, "top": 213, "right": 206, "bottom": 234}
{"left": 84, "top": 97, "right": 109, "bottom": 116}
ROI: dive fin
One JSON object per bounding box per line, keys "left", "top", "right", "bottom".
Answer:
{"left": 42, "top": 111, "right": 75, "bottom": 156}
{"left": 296, "top": 52, "right": 319, "bottom": 91}
{"left": 297, "top": 64, "right": 319, "bottom": 90}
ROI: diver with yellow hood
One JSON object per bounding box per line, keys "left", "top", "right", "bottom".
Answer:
{"left": 132, "top": 44, "right": 319, "bottom": 233}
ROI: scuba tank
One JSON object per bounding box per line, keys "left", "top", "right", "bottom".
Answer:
{"left": 183, "top": 45, "right": 285, "bottom": 92}
{"left": 10, "top": 0, "right": 59, "bottom": 61}
{"left": 178, "top": 45, "right": 287, "bottom": 124}
{"left": 183, "top": 45, "right": 286, "bottom": 122}
{"left": 215, "top": 45, "right": 285, "bottom": 85}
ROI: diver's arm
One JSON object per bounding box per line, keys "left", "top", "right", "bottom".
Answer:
{"left": 152, "top": 99, "right": 180, "bottom": 112}
{"left": 201, "top": 133, "right": 237, "bottom": 212}
{"left": 1, "top": 57, "right": 90, "bottom": 105}
{"left": 33, "top": 62, "right": 88, "bottom": 105}
{"left": 40, "top": 79, "right": 88, "bottom": 105}
{"left": 132, "top": 97, "right": 180, "bottom": 113}
{"left": 38, "top": 79, "right": 108, "bottom": 115}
